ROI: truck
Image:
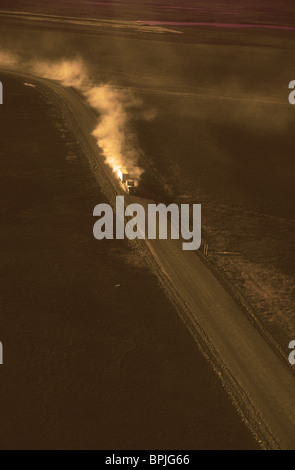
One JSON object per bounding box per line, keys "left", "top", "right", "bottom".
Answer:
{"left": 117, "top": 168, "right": 136, "bottom": 194}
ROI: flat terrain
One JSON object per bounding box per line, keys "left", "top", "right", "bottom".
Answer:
{"left": 1, "top": 1, "right": 295, "bottom": 449}
{"left": 29, "top": 70, "right": 295, "bottom": 449}
{"left": 0, "top": 73, "right": 257, "bottom": 449}
{"left": 0, "top": 5, "right": 294, "bottom": 345}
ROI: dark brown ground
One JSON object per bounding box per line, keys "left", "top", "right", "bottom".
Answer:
{"left": 1, "top": 0, "right": 295, "bottom": 27}
{"left": 0, "top": 0, "right": 295, "bottom": 449}
{"left": 0, "top": 73, "right": 257, "bottom": 449}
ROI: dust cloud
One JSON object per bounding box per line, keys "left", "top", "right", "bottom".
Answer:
{"left": 86, "top": 85, "right": 144, "bottom": 180}
{"left": 33, "top": 58, "right": 87, "bottom": 88}
{"left": 0, "top": 49, "right": 148, "bottom": 180}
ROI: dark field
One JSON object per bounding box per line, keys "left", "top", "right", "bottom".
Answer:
{"left": 0, "top": 0, "right": 295, "bottom": 449}
{"left": 1, "top": 0, "right": 295, "bottom": 27}
{"left": 1, "top": 9, "right": 294, "bottom": 343}
{"left": 0, "top": 74, "right": 257, "bottom": 449}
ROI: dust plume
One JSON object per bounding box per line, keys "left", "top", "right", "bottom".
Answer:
{"left": 32, "top": 58, "right": 88, "bottom": 88}
{"left": 86, "top": 85, "right": 144, "bottom": 181}
{"left": 0, "top": 49, "right": 147, "bottom": 181}
{"left": 0, "top": 50, "right": 19, "bottom": 68}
